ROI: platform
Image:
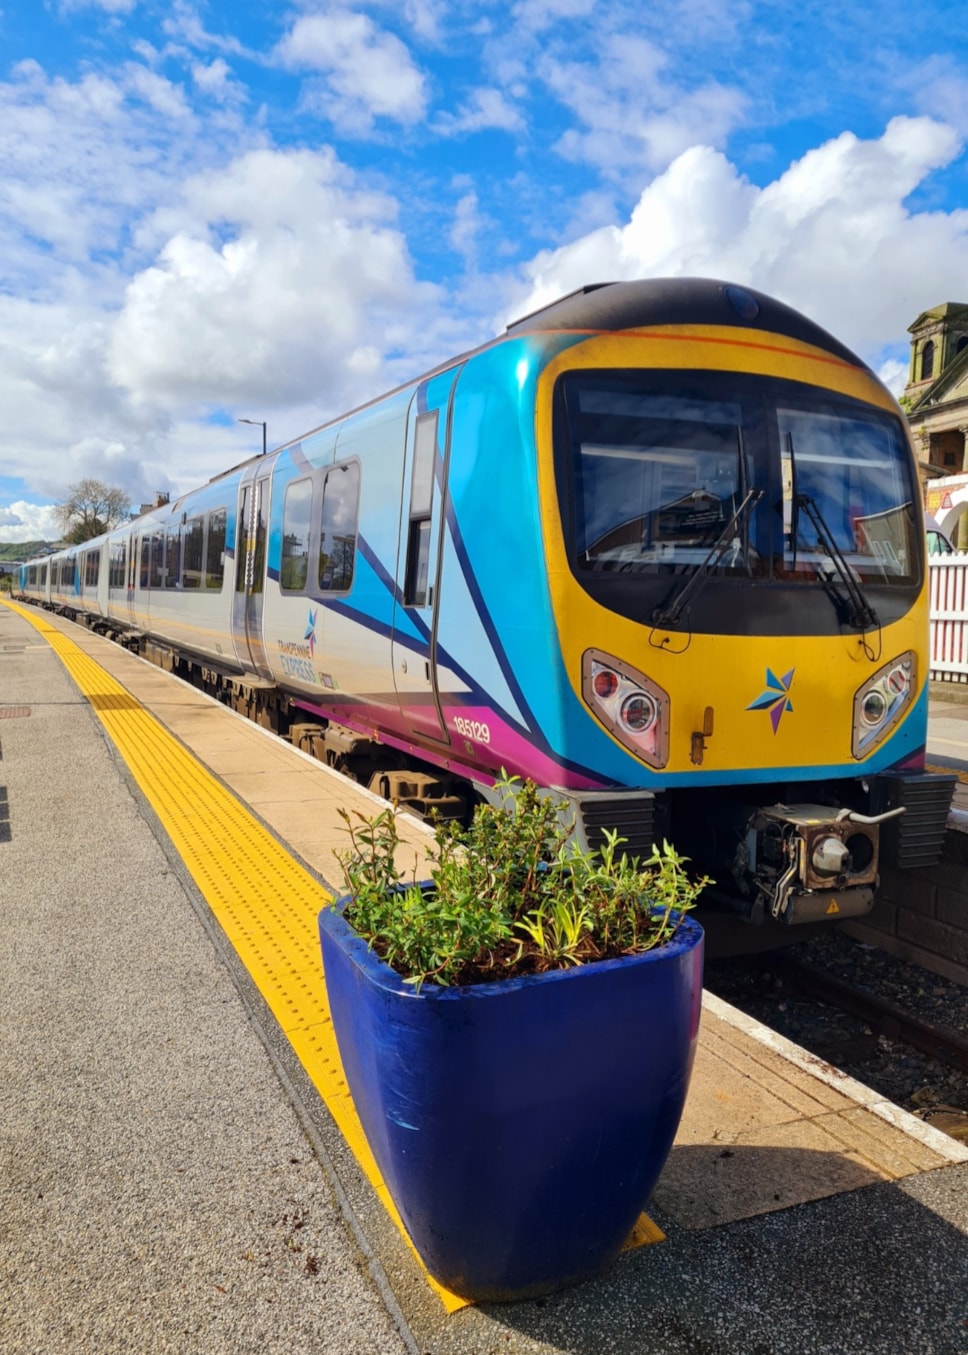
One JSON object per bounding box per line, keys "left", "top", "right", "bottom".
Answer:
{"left": 2, "top": 596, "right": 968, "bottom": 1355}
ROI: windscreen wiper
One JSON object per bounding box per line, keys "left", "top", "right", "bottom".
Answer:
{"left": 796, "top": 494, "right": 879, "bottom": 631}
{"left": 784, "top": 431, "right": 878, "bottom": 631}
{"left": 651, "top": 487, "right": 763, "bottom": 629}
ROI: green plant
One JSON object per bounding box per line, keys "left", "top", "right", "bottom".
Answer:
{"left": 335, "top": 773, "right": 710, "bottom": 988}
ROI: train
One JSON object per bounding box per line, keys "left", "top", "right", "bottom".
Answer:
{"left": 18, "top": 277, "right": 955, "bottom": 933}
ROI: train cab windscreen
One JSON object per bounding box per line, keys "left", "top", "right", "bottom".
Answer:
{"left": 555, "top": 370, "right": 920, "bottom": 617}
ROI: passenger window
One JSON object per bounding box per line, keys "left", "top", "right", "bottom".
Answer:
{"left": 151, "top": 534, "right": 165, "bottom": 589}
{"left": 84, "top": 551, "right": 99, "bottom": 588}
{"left": 318, "top": 463, "right": 360, "bottom": 592}
{"left": 182, "top": 516, "right": 204, "bottom": 589}
{"left": 140, "top": 536, "right": 150, "bottom": 590}
{"left": 205, "top": 509, "right": 226, "bottom": 589}
{"left": 109, "top": 542, "right": 126, "bottom": 590}
{"left": 281, "top": 479, "right": 312, "bottom": 592}
{"left": 165, "top": 524, "right": 181, "bottom": 589}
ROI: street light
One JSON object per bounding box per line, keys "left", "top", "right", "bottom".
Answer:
{"left": 238, "top": 418, "right": 267, "bottom": 456}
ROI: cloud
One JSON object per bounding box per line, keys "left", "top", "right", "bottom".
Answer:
{"left": 57, "top": 0, "right": 137, "bottom": 12}
{"left": 276, "top": 11, "right": 427, "bottom": 131}
{"left": 191, "top": 58, "right": 246, "bottom": 103}
{"left": 540, "top": 32, "right": 747, "bottom": 176}
{"left": 0, "top": 501, "right": 63, "bottom": 543}
{"left": 513, "top": 117, "right": 968, "bottom": 368}
{"left": 108, "top": 147, "right": 438, "bottom": 409}
{"left": 434, "top": 86, "right": 525, "bottom": 136}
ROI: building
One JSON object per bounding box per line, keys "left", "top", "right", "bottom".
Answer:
{"left": 903, "top": 301, "right": 968, "bottom": 545}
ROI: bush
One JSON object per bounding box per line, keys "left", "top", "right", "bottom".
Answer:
{"left": 335, "top": 773, "right": 709, "bottom": 988}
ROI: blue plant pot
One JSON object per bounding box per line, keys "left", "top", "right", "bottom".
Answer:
{"left": 318, "top": 896, "right": 703, "bottom": 1302}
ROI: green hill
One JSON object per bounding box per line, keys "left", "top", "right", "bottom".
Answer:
{"left": 0, "top": 541, "right": 52, "bottom": 561}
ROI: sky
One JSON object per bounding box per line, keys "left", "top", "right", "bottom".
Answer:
{"left": 3, "top": 0, "right": 968, "bottom": 543}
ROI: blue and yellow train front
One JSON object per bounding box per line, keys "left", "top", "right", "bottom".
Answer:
{"left": 520, "top": 287, "right": 951, "bottom": 924}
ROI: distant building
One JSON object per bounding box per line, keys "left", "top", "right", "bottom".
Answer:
{"left": 903, "top": 302, "right": 968, "bottom": 545}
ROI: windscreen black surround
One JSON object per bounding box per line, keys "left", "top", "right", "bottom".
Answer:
{"left": 552, "top": 369, "right": 922, "bottom": 637}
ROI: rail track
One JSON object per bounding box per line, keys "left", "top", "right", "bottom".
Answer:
{"left": 704, "top": 931, "right": 968, "bottom": 1143}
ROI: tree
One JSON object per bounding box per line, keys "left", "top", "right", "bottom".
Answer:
{"left": 56, "top": 478, "right": 133, "bottom": 544}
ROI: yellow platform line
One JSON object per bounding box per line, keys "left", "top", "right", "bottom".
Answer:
{"left": 4, "top": 599, "right": 664, "bottom": 1303}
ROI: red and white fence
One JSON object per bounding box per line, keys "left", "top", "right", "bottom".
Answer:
{"left": 930, "top": 555, "right": 968, "bottom": 682}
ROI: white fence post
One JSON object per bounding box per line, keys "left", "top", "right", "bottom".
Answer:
{"left": 929, "top": 554, "right": 968, "bottom": 682}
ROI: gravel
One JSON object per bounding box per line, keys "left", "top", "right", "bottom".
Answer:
{"left": 703, "top": 928, "right": 968, "bottom": 1140}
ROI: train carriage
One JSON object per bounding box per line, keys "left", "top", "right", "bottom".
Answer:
{"left": 19, "top": 277, "right": 955, "bottom": 930}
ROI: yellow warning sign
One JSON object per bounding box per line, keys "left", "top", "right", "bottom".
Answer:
{"left": 826, "top": 898, "right": 840, "bottom": 915}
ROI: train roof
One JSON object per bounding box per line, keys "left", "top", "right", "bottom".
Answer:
{"left": 505, "top": 277, "right": 869, "bottom": 371}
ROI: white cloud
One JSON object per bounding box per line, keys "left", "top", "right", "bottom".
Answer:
{"left": 108, "top": 147, "right": 438, "bottom": 409}
{"left": 434, "top": 86, "right": 525, "bottom": 136}
{"left": 0, "top": 502, "right": 62, "bottom": 544}
{"left": 513, "top": 117, "right": 968, "bottom": 368}
{"left": 123, "top": 64, "right": 191, "bottom": 119}
{"left": 58, "top": 0, "right": 137, "bottom": 12}
{"left": 541, "top": 32, "right": 747, "bottom": 176}
{"left": 878, "top": 358, "right": 909, "bottom": 396}
{"left": 510, "top": 0, "right": 597, "bottom": 33}
{"left": 276, "top": 11, "right": 427, "bottom": 131}
{"left": 191, "top": 58, "right": 245, "bottom": 103}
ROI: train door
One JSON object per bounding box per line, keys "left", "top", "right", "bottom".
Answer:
{"left": 231, "top": 463, "right": 273, "bottom": 678}
{"left": 125, "top": 532, "right": 138, "bottom": 627}
{"left": 389, "top": 372, "right": 460, "bottom": 745}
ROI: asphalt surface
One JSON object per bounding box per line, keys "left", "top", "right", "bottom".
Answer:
{"left": 3, "top": 601, "right": 968, "bottom": 1355}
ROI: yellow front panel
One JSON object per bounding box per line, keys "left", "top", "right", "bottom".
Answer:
{"left": 535, "top": 325, "right": 926, "bottom": 778}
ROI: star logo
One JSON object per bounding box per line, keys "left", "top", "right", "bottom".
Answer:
{"left": 747, "top": 667, "right": 794, "bottom": 734}
{"left": 304, "top": 608, "right": 317, "bottom": 657}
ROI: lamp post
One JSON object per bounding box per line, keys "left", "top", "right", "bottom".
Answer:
{"left": 238, "top": 418, "right": 267, "bottom": 456}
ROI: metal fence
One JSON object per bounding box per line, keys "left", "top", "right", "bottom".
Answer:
{"left": 930, "top": 554, "right": 968, "bottom": 682}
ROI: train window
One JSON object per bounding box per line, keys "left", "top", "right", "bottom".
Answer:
{"left": 205, "top": 509, "right": 226, "bottom": 589}
{"left": 318, "top": 462, "right": 359, "bottom": 593}
{"left": 778, "top": 407, "right": 916, "bottom": 581}
{"left": 281, "top": 479, "right": 312, "bottom": 592}
{"left": 140, "top": 536, "right": 150, "bottom": 589}
{"left": 403, "top": 413, "right": 437, "bottom": 606}
{"left": 251, "top": 481, "right": 268, "bottom": 595}
{"left": 405, "top": 519, "right": 431, "bottom": 606}
{"left": 165, "top": 524, "right": 181, "bottom": 589}
{"left": 182, "top": 516, "right": 204, "bottom": 589}
{"left": 235, "top": 488, "right": 249, "bottom": 593}
{"left": 151, "top": 533, "right": 165, "bottom": 589}
{"left": 410, "top": 413, "right": 436, "bottom": 517}
{"left": 41, "top": 563, "right": 48, "bottom": 588}
{"left": 109, "top": 541, "right": 126, "bottom": 590}
{"left": 28, "top": 565, "right": 37, "bottom": 587}
{"left": 565, "top": 382, "right": 752, "bottom": 572}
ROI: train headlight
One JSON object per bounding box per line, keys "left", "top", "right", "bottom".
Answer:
{"left": 621, "top": 693, "right": 657, "bottom": 733}
{"left": 582, "top": 649, "right": 669, "bottom": 769}
{"left": 852, "top": 651, "right": 916, "bottom": 758}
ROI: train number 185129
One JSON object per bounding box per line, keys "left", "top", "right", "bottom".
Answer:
{"left": 453, "top": 716, "right": 491, "bottom": 745}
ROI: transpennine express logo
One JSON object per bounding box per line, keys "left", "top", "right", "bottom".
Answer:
{"left": 304, "top": 608, "right": 317, "bottom": 658}
{"left": 747, "top": 667, "right": 794, "bottom": 734}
